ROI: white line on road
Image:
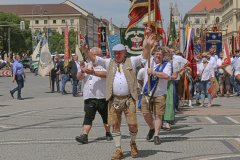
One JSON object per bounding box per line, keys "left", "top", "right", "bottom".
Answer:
{"left": 205, "top": 116, "right": 217, "bottom": 124}
{"left": 225, "top": 116, "right": 240, "bottom": 124}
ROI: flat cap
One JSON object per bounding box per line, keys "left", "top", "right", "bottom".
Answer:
{"left": 112, "top": 44, "right": 126, "bottom": 51}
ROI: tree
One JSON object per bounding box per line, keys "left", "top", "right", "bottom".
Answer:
{"left": 49, "top": 29, "right": 77, "bottom": 54}
{"left": 0, "top": 12, "right": 32, "bottom": 58}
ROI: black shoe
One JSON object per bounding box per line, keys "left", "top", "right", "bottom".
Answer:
{"left": 17, "top": 97, "right": 24, "bottom": 100}
{"left": 146, "top": 129, "right": 155, "bottom": 141}
{"left": 75, "top": 134, "right": 88, "bottom": 144}
{"left": 154, "top": 136, "right": 161, "bottom": 145}
{"left": 10, "top": 91, "right": 14, "bottom": 99}
{"left": 106, "top": 132, "right": 113, "bottom": 141}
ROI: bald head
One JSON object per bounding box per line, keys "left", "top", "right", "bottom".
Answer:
{"left": 90, "top": 47, "right": 102, "bottom": 57}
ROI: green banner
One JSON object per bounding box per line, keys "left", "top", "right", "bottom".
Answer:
{"left": 120, "top": 28, "right": 144, "bottom": 56}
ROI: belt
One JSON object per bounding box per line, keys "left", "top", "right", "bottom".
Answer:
{"left": 113, "top": 95, "right": 130, "bottom": 100}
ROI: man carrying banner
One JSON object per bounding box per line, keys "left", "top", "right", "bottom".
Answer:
{"left": 75, "top": 47, "right": 112, "bottom": 144}
{"left": 82, "top": 37, "right": 153, "bottom": 159}
{"left": 141, "top": 45, "right": 171, "bottom": 145}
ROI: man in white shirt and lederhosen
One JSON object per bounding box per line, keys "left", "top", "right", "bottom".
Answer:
{"left": 75, "top": 47, "right": 112, "bottom": 144}
{"left": 197, "top": 52, "right": 215, "bottom": 107}
{"left": 83, "top": 41, "right": 150, "bottom": 159}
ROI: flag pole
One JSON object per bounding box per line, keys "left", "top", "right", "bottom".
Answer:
{"left": 147, "top": 0, "right": 151, "bottom": 95}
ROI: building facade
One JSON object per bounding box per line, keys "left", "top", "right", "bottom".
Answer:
{"left": 0, "top": 0, "right": 119, "bottom": 49}
{"left": 182, "top": 0, "right": 222, "bottom": 37}
{"left": 220, "top": 0, "right": 240, "bottom": 40}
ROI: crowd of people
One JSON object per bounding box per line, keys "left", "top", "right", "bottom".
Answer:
{"left": 1, "top": 27, "right": 240, "bottom": 160}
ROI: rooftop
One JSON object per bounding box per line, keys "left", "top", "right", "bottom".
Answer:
{"left": 0, "top": 3, "right": 80, "bottom": 15}
{"left": 190, "top": 0, "right": 222, "bottom": 13}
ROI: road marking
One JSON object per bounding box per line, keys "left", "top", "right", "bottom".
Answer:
{"left": 225, "top": 116, "right": 240, "bottom": 124}
{"left": 199, "top": 154, "right": 240, "bottom": 160}
{"left": 205, "top": 116, "right": 217, "bottom": 124}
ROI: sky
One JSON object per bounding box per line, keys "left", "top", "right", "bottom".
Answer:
{"left": 0, "top": 0, "right": 200, "bottom": 29}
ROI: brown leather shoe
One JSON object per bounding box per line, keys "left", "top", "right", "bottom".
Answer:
{"left": 130, "top": 141, "right": 138, "bottom": 158}
{"left": 111, "top": 148, "right": 123, "bottom": 160}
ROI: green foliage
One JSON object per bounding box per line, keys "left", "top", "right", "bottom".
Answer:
{"left": 0, "top": 12, "right": 32, "bottom": 57}
{"left": 49, "top": 29, "right": 76, "bottom": 54}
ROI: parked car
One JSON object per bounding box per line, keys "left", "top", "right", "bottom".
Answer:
{"left": 30, "top": 61, "right": 39, "bottom": 75}
{"left": 22, "top": 57, "right": 32, "bottom": 69}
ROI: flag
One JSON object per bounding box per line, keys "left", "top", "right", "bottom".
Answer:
{"left": 64, "top": 27, "right": 70, "bottom": 67}
{"left": 222, "top": 40, "right": 232, "bottom": 75}
{"left": 194, "top": 44, "right": 201, "bottom": 55}
{"left": 109, "top": 18, "right": 115, "bottom": 35}
{"left": 167, "top": 7, "right": 177, "bottom": 48}
{"left": 84, "top": 34, "right": 89, "bottom": 48}
{"left": 186, "top": 28, "right": 197, "bottom": 80}
{"left": 127, "top": 0, "right": 153, "bottom": 32}
{"left": 32, "top": 38, "right": 42, "bottom": 61}
{"left": 75, "top": 29, "right": 83, "bottom": 62}
{"left": 38, "top": 41, "right": 54, "bottom": 77}
{"left": 142, "top": 0, "right": 164, "bottom": 42}
{"left": 98, "top": 27, "right": 101, "bottom": 48}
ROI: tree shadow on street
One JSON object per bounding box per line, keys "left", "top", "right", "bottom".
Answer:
{"left": 22, "top": 97, "right": 34, "bottom": 100}
{"left": 0, "top": 105, "right": 11, "bottom": 107}
{"left": 124, "top": 149, "right": 181, "bottom": 159}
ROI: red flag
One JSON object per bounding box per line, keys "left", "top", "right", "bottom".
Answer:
{"left": 127, "top": 0, "right": 154, "bottom": 32}
{"left": 222, "top": 40, "right": 231, "bottom": 66}
{"left": 186, "top": 28, "right": 197, "bottom": 80}
{"left": 64, "top": 27, "right": 70, "bottom": 67}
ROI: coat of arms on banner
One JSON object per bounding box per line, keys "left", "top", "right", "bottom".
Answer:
{"left": 120, "top": 28, "right": 144, "bottom": 56}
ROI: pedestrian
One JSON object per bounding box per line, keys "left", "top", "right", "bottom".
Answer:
{"left": 82, "top": 41, "right": 148, "bottom": 159}
{"left": 50, "top": 54, "right": 60, "bottom": 93}
{"left": 68, "top": 55, "right": 80, "bottom": 97}
{"left": 10, "top": 54, "right": 25, "bottom": 100}
{"left": 58, "top": 58, "right": 69, "bottom": 95}
{"left": 163, "top": 48, "right": 188, "bottom": 130}
{"left": 75, "top": 47, "right": 112, "bottom": 144}
{"left": 197, "top": 52, "right": 215, "bottom": 107}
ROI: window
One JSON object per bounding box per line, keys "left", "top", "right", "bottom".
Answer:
{"left": 70, "top": 19, "right": 74, "bottom": 25}
{"left": 35, "top": 20, "right": 39, "bottom": 24}
{"left": 44, "top": 20, "right": 48, "bottom": 24}
{"left": 53, "top": 20, "right": 57, "bottom": 24}
{"left": 216, "top": 17, "right": 220, "bottom": 23}
{"left": 62, "top": 19, "right": 66, "bottom": 24}
{"left": 195, "top": 18, "right": 200, "bottom": 24}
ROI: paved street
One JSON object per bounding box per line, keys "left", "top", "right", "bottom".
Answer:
{"left": 1, "top": 70, "right": 240, "bottom": 160}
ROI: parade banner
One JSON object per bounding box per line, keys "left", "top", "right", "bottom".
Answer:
{"left": 64, "top": 27, "right": 70, "bottom": 67}
{"left": 206, "top": 32, "right": 222, "bottom": 56}
{"left": 99, "top": 27, "right": 107, "bottom": 54}
{"left": 120, "top": 28, "right": 144, "bottom": 56}
{"left": 107, "top": 34, "right": 121, "bottom": 58}
{"left": 38, "top": 41, "right": 54, "bottom": 77}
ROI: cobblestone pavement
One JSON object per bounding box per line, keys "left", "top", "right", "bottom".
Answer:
{"left": 0, "top": 71, "right": 240, "bottom": 160}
